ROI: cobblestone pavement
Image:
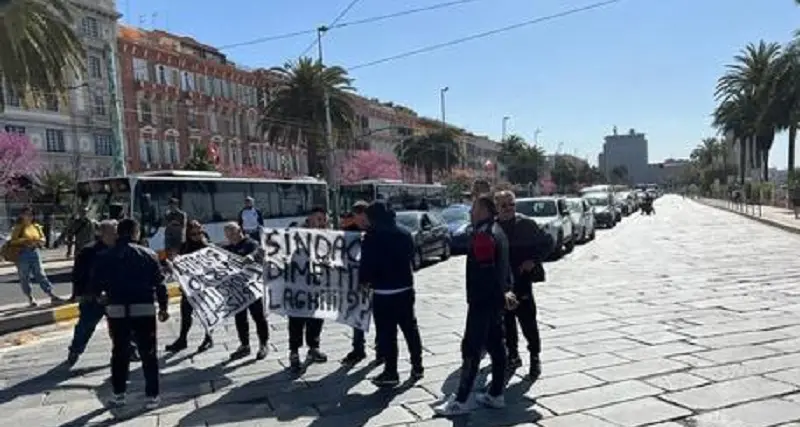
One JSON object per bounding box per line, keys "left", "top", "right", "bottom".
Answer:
{"left": 4, "top": 195, "right": 800, "bottom": 426}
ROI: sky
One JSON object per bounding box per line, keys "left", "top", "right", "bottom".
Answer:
{"left": 120, "top": 0, "right": 800, "bottom": 168}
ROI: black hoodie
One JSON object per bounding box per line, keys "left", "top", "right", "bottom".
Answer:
{"left": 498, "top": 213, "right": 553, "bottom": 294}
{"left": 465, "top": 218, "right": 512, "bottom": 309}
{"left": 359, "top": 201, "right": 414, "bottom": 292}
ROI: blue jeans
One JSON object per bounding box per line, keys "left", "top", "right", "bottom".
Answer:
{"left": 68, "top": 300, "right": 106, "bottom": 355}
{"left": 16, "top": 249, "right": 53, "bottom": 297}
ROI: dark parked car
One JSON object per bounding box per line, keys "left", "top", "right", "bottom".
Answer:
{"left": 440, "top": 204, "right": 471, "bottom": 254}
{"left": 395, "top": 210, "right": 451, "bottom": 270}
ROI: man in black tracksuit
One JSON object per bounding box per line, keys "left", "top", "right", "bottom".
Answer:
{"left": 361, "top": 201, "right": 424, "bottom": 387}
{"left": 495, "top": 190, "right": 553, "bottom": 381}
{"left": 90, "top": 219, "right": 169, "bottom": 409}
{"left": 341, "top": 200, "right": 384, "bottom": 367}
{"left": 435, "top": 194, "right": 514, "bottom": 416}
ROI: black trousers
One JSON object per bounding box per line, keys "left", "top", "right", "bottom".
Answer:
{"left": 351, "top": 327, "right": 381, "bottom": 355}
{"left": 373, "top": 290, "right": 423, "bottom": 374}
{"left": 108, "top": 316, "right": 159, "bottom": 397}
{"left": 505, "top": 293, "right": 541, "bottom": 358}
{"left": 177, "top": 295, "right": 212, "bottom": 343}
{"left": 234, "top": 298, "right": 269, "bottom": 347}
{"left": 457, "top": 305, "right": 506, "bottom": 403}
{"left": 288, "top": 317, "right": 323, "bottom": 352}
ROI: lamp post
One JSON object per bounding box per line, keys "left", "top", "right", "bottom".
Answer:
{"left": 317, "top": 25, "right": 339, "bottom": 224}
{"left": 440, "top": 86, "right": 449, "bottom": 172}
{"left": 501, "top": 116, "right": 510, "bottom": 142}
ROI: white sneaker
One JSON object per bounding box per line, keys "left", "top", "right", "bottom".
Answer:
{"left": 433, "top": 395, "right": 472, "bottom": 416}
{"left": 107, "top": 393, "right": 126, "bottom": 407}
{"left": 476, "top": 392, "right": 506, "bottom": 409}
{"left": 144, "top": 395, "right": 161, "bottom": 410}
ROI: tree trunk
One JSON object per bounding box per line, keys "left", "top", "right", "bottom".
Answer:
{"left": 307, "top": 137, "right": 321, "bottom": 178}
{"left": 739, "top": 137, "right": 747, "bottom": 184}
{"left": 762, "top": 148, "right": 770, "bottom": 182}
{"left": 789, "top": 124, "right": 797, "bottom": 174}
{"left": 424, "top": 165, "right": 434, "bottom": 184}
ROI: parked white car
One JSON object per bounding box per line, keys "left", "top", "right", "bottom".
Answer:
{"left": 516, "top": 197, "right": 575, "bottom": 257}
{"left": 566, "top": 198, "right": 596, "bottom": 243}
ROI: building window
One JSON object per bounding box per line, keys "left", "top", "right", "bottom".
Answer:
{"left": 163, "top": 103, "right": 174, "bottom": 127}
{"left": 209, "top": 111, "right": 218, "bottom": 132}
{"left": 157, "top": 65, "right": 167, "bottom": 85}
{"left": 208, "top": 76, "right": 216, "bottom": 96}
{"left": 4, "top": 125, "right": 25, "bottom": 135}
{"left": 165, "top": 134, "right": 179, "bottom": 164}
{"left": 133, "top": 58, "right": 149, "bottom": 82}
{"left": 4, "top": 84, "right": 20, "bottom": 107}
{"left": 139, "top": 100, "right": 152, "bottom": 123}
{"left": 187, "top": 107, "right": 198, "bottom": 128}
{"left": 88, "top": 56, "right": 102, "bottom": 79}
{"left": 140, "top": 134, "right": 156, "bottom": 164}
{"left": 45, "top": 129, "right": 66, "bottom": 152}
{"left": 81, "top": 17, "right": 99, "bottom": 38}
{"left": 93, "top": 94, "right": 106, "bottom": 115}
{"left": 94, "top": 134, "right": 113, "bottom": 156}
{"left": 181, "top": 71, "right": 194, "bottom": 92}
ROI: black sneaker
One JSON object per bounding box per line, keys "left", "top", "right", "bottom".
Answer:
{"left": 256, "top": 344, "right": 268, "bottom": 360}
{"left": 289, "top": 352, "right": 303, "bottom": 373}
{"left": 230, "top": 346, "right": 251, "bottom": 360}
{"left": 371, "top": 371, "right": 400, "bottom": 388}
{"left": 196, "top": 336, "right": 214, "bottom": 353}
{"left": 308, "top": 348, "right": 328, "bottom": 363}
{"left": 165, "top": 339, "right": 188, "bottom": 353}
{"left": 410, "top": 366, "right": 424, "bottom": 381}
{"left": 341, "top": 350, "right": 366, "bottom": 367}
{"left": 507, "top": 354, "right": 522, "bottom": 371}
{"left": 526, "top": 357, "right": 542, "bottom": 382}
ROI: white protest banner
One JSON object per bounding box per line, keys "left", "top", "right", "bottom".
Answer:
{"left": 171, "top": 246, "right": 263, "bottom": 331}
{"left": 262, "top": 228, "right": 372, "bottom": 331}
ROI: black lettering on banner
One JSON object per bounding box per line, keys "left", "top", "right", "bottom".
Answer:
{"left": 263, "top": 229, "right": 282, "bottom": 258}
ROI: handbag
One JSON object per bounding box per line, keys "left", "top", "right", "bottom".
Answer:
{"left": 0, "top": 226, "right": 24, "bottom": 263}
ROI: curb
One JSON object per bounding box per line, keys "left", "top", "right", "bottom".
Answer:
{"left": 0, "top": 284, "right": 183, "bottom": 336}
{"left": 695, "top": 198, "right": 800, "bottom": 236}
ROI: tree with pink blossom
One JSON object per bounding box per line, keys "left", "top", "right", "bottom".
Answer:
{"left": 0, "top": 132, "right": 39, "bottom": 192}
{"left": 340, "top": 150, "right": 401, "bottom": 184}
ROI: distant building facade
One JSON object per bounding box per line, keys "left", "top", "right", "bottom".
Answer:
{"left": 600, "top": 127, "right": 649, "bottom": 184}
{"left": 0, "top": 0, "right": 120, "bottom": 179}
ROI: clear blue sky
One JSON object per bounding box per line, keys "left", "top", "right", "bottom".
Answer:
{"left": 121, "top": 0, "right": 800, "bottom": 167}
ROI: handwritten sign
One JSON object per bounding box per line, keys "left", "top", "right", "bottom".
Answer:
{"left": 262, "top": 228, "right": 372, "bottom": 331}
{"left": 171, "top": 246, "right": 263, "bottom": 331}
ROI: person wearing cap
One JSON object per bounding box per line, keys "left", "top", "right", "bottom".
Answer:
{"left": 361, "top": 200, "right": 424, "bottom": 387}
{"left": 164, "top": 197, "right": 186, "bottom": 258}
{"left": 238, "top": 196, "right": 264, "bottom": 241}
{"left": 341, "top": 200, "right": 385, "bottom": 367}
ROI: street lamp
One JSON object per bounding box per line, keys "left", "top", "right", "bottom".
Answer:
{"left": 533, "top": 128, "right": 541, "bottom": 147}
{"left": 317, "top": 25, "right": 339, "bottom": 224}
{"left": 501, "top": 116, "right": 510, "bottom": 142}
{"left": 440, "top": 86, "right": 450, "bottom": 172}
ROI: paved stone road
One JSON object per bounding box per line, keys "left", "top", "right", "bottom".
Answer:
{"left": 4, "top": 195, "right": 800, "bottom": 426}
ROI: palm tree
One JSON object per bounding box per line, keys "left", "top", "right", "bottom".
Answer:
{"left": 260, "top": 57, "right": 356, "bottom": 177}
{"left": 395, "top": 130, "right": 461, "bottom": 183}
{"left": 498, "top": 134, "right": 545, "bottom": 185}
{"left": 715, "top": 41, "right": 784, "bottom": 181}
{"left": 774, "top": 43, "right": 800, "bottom": 174}
{"left": 0, "top": 0, "right": 85, "bottom": 111}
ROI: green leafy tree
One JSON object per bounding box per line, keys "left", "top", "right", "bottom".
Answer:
{"left": 550, "top": 156, "right": 578, "bottom": 192}
{"left": 0, "top": 0, "right": 85, "bottom": 111}
{"left": 498, "top": 134, "right": 545, "bottom": 185}
{"left": 260, "top": 57, "right": 356, "bottom": 177}
{"left": 183, "top": 146, "right": 217, "bottom": 171}
{"left": 395, "top": 130, "right": 461, "bottom": 183}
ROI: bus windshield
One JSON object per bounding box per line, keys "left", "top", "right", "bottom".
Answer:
{"left": 76, "top": 178, "right": 132, "bottom": 220}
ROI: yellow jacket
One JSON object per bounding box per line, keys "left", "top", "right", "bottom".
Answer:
{"left": 9, "top": 222, "right": 45, "bottom": 246}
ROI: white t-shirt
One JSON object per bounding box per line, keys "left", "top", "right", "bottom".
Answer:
{"left": 241, "top": 208, "right": 260, "bottom": 231}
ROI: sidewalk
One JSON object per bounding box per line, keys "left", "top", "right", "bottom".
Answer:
{"left": 697, "top": 197, "right": 800, "bottom": 234}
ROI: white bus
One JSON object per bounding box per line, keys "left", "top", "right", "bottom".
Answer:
{"left": 77, "top": 170, "right": 328, "bottom": 256}
{"left": 339, "top": 179, "right": 448, "bottom": 212}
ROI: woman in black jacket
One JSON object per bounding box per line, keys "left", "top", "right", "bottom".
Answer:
{"left": 165, "top": 220, "right": 214, "bottom": 353}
